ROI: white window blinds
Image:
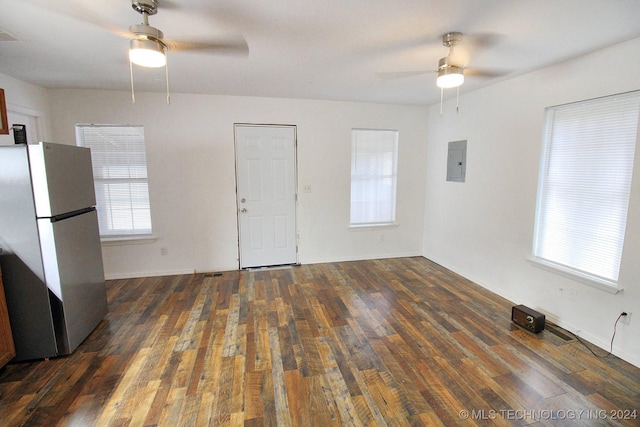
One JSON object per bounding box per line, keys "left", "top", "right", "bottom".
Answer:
{"left": 533, "top": 91, "right": 639, "bottom": 287}
{"left": 350, "top": 129, "right": 398, "bottom": 226}
{"left": 76, "top": 124, "right": 152, "bottom": 237}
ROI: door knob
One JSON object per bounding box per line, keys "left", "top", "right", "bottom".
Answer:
{"left": 241, "top": 208, "right": 248, "bottom": 213}
{"left": 241, "top": 198, "right": 246, "bottom": 203}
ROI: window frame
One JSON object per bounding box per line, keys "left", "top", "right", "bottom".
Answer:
{"left": 75, "top": 124, "right": 153, "bottom": 240}
{"left": 530, "top": 91, "right": 639, "bottom": 294}
{"left": 349, "top": 128, "right": 399, "bottom": 228}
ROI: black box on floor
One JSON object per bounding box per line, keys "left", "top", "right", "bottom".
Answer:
{"left": 512, "top": 305, "right": 545, "bottom": 333}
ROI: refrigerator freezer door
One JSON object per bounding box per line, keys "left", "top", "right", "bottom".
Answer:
{"left": 37, "top": 209, "right": 107, "bottom": 354}
{"left": 28, "top": 142, "right": 97, "bottom": 218}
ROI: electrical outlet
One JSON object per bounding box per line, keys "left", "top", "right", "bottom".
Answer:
{"left": 620, "top": 312, "right": 631, "bottom": 326}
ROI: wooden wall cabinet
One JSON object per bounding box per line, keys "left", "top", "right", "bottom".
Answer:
{"left": 0, "top": 265, "right": 16, "bottom": 368}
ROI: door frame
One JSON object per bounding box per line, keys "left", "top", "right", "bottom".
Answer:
{"left": 233, "top": 123, "right": 299, "bottom": 269}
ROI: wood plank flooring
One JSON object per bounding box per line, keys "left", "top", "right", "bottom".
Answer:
{"left": 1, "top": 257, "right": 639, "bottom": 426}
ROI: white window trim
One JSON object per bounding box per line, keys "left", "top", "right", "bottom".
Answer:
{"left": 348, "top": 222, "right": 399, "bottom": 230}
{"left": 101, "top": 234, "right": 157, "bottom": 245}
{"left": 527, "top": 257, "right": 623, "bottom": 295}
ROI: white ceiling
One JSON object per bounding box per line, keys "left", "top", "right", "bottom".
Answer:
{"left": 1, "top": 0, "right": 640, "bottom": 106}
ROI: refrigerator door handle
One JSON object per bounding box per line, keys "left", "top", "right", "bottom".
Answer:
{"left": 50, "top": 207, "right": 96, "bottom": 222}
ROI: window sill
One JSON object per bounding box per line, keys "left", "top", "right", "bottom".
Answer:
{"left": 101, "top": 235, "right": 157, "bottom": 246}
{"left": 527, "top": 256, "right": 623, "bottom": 295}
{"left": 349, "top": 222, "right": 398, "bottom": 230}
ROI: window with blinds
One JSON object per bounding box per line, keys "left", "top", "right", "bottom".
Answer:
{"left": 76, "top": 124, "right": 152, "bottom": 238}
{"left": 532, "top": 91, "right": 639, "bottom": 289}
{"left": 350, "top": 129, "right": 398, "bottom": 227}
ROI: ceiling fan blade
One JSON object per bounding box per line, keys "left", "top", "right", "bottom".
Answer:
{"left": 158, "top": 0, "right": 181, "bottom": 10}
{"left": 450, "top": 32, "right": 505, "bottom": 67}
{"left": 164, "top": 34, "right": 249, "bottom": 56}
{"left": 460, "top": 32, "right": 504, "bottom": 50}
{"left": 464, "top": 67, "right": 510, "bottom": 78}
{"left": 375, "top": 70, "right": 435, "bottom": 80}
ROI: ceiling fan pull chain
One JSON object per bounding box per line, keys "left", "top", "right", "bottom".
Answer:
{"left": 456, "top": 86, "right": 460, "bottom": 113}
{"left": 440, "top": 87, "right": 444, "bottom": 116}
{"left": 165, "top": 57, "right": 171, "bottom": 104}
{"left": 130, "top": 60, "right": 136, "bottom": 104}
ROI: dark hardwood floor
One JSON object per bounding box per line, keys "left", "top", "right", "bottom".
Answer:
{"left": 0, "top": 257, "right": 639, "bottom": 426}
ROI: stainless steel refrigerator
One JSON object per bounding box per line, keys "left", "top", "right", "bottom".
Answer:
{"left": 0, "top": 142, "right": 108, "bottom": 361}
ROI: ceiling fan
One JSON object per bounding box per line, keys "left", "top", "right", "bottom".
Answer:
{"left": 24, "top": 0, "right": 250, "bottom": 102}
{"left": 127, "top": 0, "right": 249, "bottom": 68}
{"left": 124, "top": 0, "right": 249, "bottom": 103}
{"left": 377, "top": 32, "right": 503, "bottom": 83}
{"left": 377, "top": 31, "right": 506, "bottom": 114}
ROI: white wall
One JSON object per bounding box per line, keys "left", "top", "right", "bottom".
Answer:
{"left": 0, "top": 73, "right": 52, "bottom": 146}
{"left": 48, "top": 90, "right": 429, "bottom": 278}
{"left": 422, "top": 37, "right": 640, "bottom": 367}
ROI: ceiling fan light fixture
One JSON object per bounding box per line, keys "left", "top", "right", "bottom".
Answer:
{"left": 437, "top": 66, "right": 464, "bottom": 88}
{"left": 436, "top": 57, "right": 464, "bottom": 88}
{"left": 129, "top": 38, "right": 166, "bottom": 67}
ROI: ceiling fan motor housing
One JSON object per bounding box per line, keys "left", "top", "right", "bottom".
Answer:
{"left": 129, "top": 23, "right": 164, "bottom": 42}
{"left": 438, "top": 57, "right": 462, "bottom": 73}
{"left": 129, "top": 0, "right": 165, "bottom": 50}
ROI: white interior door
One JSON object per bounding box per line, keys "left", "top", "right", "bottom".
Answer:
{"left": 235, "top": 124, "right": 297, "bottom": 268}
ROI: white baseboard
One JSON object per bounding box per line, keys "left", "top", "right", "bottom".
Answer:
{"left": 302, "top": 251, "right": 422, "bottom": 266}
{"left": 104, "top": 269, "right": 195, "bottom": 280}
